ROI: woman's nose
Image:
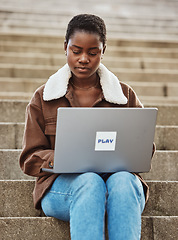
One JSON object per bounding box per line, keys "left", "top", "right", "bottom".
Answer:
{"left": 79, "top": 54, "right": 89, "bottom": 64}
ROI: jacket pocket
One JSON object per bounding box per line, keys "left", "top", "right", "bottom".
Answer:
{"left": 44, "top": 117, "right": 56, "bottom": 135}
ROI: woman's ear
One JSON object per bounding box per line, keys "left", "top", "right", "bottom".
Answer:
{"left": 64, "top": 41, "right": 67, "bottom": 53}
{"left": 102, "top": 45, "right": 106, "bottom": 54}
{"left": 101, "top": 45, "right": 106, "bottom": 59}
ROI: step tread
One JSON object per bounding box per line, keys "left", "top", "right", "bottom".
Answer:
{"left": 0, "top": 123, "right": 178, "bottom": 150}
{"left": 0, "top": 216, "right": 178, "bottom": 240}
{"left": 1, "top": 52, "right": 178, "bottom": 70}
{"left": 1, "top": 63, "right": 178, "bottom": 82}
{"left": 1, "top": 150, "right": 177, "bottom": 181}
{"left": 0, "top": 180, "right": 177, "bottom": 217}
{"left": 0, "top": 100, "right": 178, "bottom": 124}
{"left": 1, "top": 32, "right": 178, "bottom": 48}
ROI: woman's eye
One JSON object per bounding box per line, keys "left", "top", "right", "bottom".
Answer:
{"left": 72, "top": 50, "right": 80, "bottom": 54}
{"left": 89, "top": 52, "right": 97, "bottom": 56}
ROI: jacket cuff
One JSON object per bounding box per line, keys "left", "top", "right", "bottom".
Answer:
{"left": 40, "top": 150, "right": 54, "bottom": 171}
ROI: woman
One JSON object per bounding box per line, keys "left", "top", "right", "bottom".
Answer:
{"left": 20, "top": 14, "right": 155, "bottom": 240}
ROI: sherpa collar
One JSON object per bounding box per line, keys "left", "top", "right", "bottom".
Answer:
{"left": 43, "top": 63, "right": 128, "bottom": 105}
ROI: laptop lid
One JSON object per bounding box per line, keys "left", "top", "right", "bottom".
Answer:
{"left": 42, "top": 107, "right": 157, "bottom": 173}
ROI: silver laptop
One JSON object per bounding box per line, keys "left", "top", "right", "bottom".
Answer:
{"left": 42, "top": 107, "right": 157, "bottom": 174}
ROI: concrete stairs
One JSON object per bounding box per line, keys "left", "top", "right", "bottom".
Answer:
{"left": 0, "top": 0, "right": 178, "bottom": 239}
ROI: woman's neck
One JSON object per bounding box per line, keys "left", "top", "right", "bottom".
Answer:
{"left": 71, "top": 73, "right": 99, "bottom": 89}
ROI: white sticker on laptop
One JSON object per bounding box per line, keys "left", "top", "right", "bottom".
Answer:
{"left": 95, "top": 132, "right": 117, "bottom": 151}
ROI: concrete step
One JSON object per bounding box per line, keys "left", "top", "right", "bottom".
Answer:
{"left": 1, "top": 41, "right": 178, "bottom": 58}
{"left": 1, "top": 52, "right": 178, "bottom": 70}
{"left": 105, "top": 46, "right": 178, "bottom": 59}
{"left": 1, "top": 216, "right": 177, "bottom": 240}
{"left": 139, "top": 96, "right": 178, "bottom": 105}
{"left": 1, "top": 13, "right": 178, "bottom": 34}
{"left": 1, "top": 100, "right": 178, "bottom": 125}
{"left": 1, "top": 149, "right": 177, "bottom": 181}
{"left": 127, "top": 82, "right": 178, "bottom": 97}
{"left": 0, "top": 78, "right": 45, "bottom": 93}
{"left": 148, "top": 104, "right": 178, "bottom": 126}
{"left": 1, "top": 78, "right": 178, "bottom": 97}
{"left": 1, "top": 64, "right": 178, "bottom": 82}
{"left": 0, "top": 123, "right": 177, "bottom": 150}
{"left": 1, "top": 11, "right": 178, "bottom": 29}
{"left": 0, "top": 123, "right": 24, "bottom": 149}
{"left": 1, "top": 0, "right": 178, "bottom": 18}
{"left": 154, "top": 126, "right": 178, "bottom": 150}
{"left": 111, "top": 68, "right": 178, "bottom": 82}
{"left": 2, "top": 27, "right": 178, "bottom": 42}
{"left": 140, "top": 151, "right": 178, "bottom": 181}
{"left": 2, "top": 20, "right": 178, "bottom": 36}
{"left": 0, "top": 92, "right": 33, "bottom": 100}
{"left": 0, "top": 217, "right": 69, "bottom": 240}
{"left": 0, "top": 149, "right": 33, "bottom": 180}
{"left": 1, "top": 32, "right": 178, "bottom": 48}
{"left": 1, "top": 93, "right": 178, "bottom": 104}
{"left": 3, "top": 92, "right": 178, "bottom": 103}
{"left": 0, "top": 180, "right": 177, "bottom": 217}
{"left": 0, "top": 100, "right": 27, "bottom": 122}
{"left": 1, "top": 17, "right": 178, "bottom": 35}
{"left": 0, "top": 63, "right": 57, "bottom": 78}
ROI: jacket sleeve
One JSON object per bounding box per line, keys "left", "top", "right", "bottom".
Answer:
{"left": 127, "top": 85, "right": 156, "bottom": 159}
{"left": 19, "top": 98, "right": 54, "bottom": 177}
{"left": 128, "top": 86, "right": 144, "bottom": 108}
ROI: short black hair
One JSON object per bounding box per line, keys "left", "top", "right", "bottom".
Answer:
{"left": 65, "top": 14, "right": 107, "bottom": 46}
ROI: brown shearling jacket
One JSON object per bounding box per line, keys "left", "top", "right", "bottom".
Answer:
{"left": 19, "top": 64, "right": 155, "bottom": 209}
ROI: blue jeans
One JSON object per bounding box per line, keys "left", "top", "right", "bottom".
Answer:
{"left": 41, "top": 171, "right": 145, "bottom": 240}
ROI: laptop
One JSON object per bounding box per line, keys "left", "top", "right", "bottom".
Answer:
{"left": 42, "top": 107, "right": 157, "bottom": 174}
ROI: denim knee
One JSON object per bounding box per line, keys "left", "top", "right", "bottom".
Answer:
{"left": 106, "top": 171, "right": 145, "bottom": 210}
{"left": 107, "top": 171, "right": 141, "bottom": 190}
{"left": 73, "top": 172, "right": 107, "bottom": 196}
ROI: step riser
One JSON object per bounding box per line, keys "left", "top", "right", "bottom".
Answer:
{"left": 1, "top": 44, "right": 178, "bottom": 58}
{"left": 154, "top": 126, "right": 178, "bottom": 150}
{"left": 1, "top": 150, "right": 177, "bottom": 181}
{"left": 2, "top": 27, "right": 178, "bottom": 36}
{"left": 2, "top": 28, "right": 178, "bottom": 41}
{"left": 141, "top": 151, "right": 178, "bottom": 181}
{"left": 2, "top": 93, "right": 178, "bottom": 103}
{"left": 131, "top": 84, "right": 178, "bottom": 97}
{"left": 0, "top": 150, "right": 33, "bottom": 180}
{"left": 0, "top": 101, "right": 27, "bottom": 122}
{"left": 116, "top": 70, "right": 178, "bottom": 82}
{"left": 1, "top": 65, "right": 178, "bottom": 82}
{"left": 1, "top": 101, "right": 178, "bottom": 125}
{"left": 0, "top": 124, "right": 177, "bottom": 150}
{"left": 1, "top": 13, "right": 178, "bottom": 26}
{"left": 3, "top": 28, "right": 178, "bottom": 38}
{"left": 143, "top": 182, "right": 178, "bottom": 216}
{"left": 2, "top": 20, "right": 178, "bottom": 34}
{"left": 0, "top": 180, "right": 177, "bottom": 217}
{"left": 0, "top": 123, "right": 24, "bottom": 149}
{"left": 0, "top": 79, "right": 44, "bottom": 93}
{"left": 0, "top": 216, "right": 177, "bottom": 240}
{"left": 1, "top": 13, "right": 178, "bottom": 28}
{"left": 0, "top": 54, "right": 178, "bottom": 70}
{"left": 139, "top": 96, "right": 178, "bottom": 105}
{"left": 1, "top": 80, "right": 178, "bottom": 97}
{"left": 1, "top": 33, "right": 178, "bottom": 48}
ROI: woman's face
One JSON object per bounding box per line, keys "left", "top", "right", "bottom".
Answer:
{"left": 64, "top": 31, "right": 105, "bottom": 81}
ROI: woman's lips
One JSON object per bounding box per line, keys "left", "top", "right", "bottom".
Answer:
{"left": 75, "top": 67, "right": 90, "bottom": 72}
